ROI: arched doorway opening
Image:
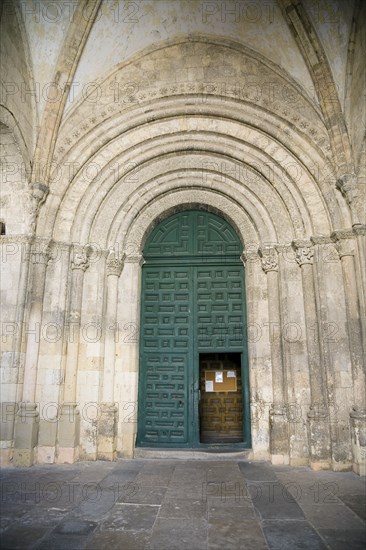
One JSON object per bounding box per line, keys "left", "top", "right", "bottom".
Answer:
{"left": 136, "top": 210, "right": 251, "bottom": 448}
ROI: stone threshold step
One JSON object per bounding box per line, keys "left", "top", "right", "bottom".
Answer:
{"left": 134, "top": 448, "right": 252, "bottom": 460}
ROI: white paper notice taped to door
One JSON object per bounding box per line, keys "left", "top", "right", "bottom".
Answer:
{"left": 215, "top": 371, "right": 223, "bottom": 383}
{"left": 227, "top": 371, "right": 236, "bottom": 378}
{"left": 205, "top": 380, "right": 214, "bottom": 392}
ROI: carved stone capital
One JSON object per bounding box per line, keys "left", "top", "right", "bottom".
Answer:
{"left": 258, "top": 247, "right": 278, "bottom": 273}
{"left": 106, "top": 250, "right": 124, "bottom": 277}
{"left": 353, "top": 225, "right": 366, "bottom": 237}
{"left": 26, "top": 182, "right": 49, "bottom": 234}
{"left": 240, "top": 251, "right": 258, "bottom": 264}
{"left": 292, "top": 240, "right": 314, "bottom": 266}
{"left": 336, "top": 173, "right": 358, "bottom": 204}
{"left": 31, "top": 242, "right": 52, "bottom": 265}
{"left": 331, "top": 229, "right": 357, "bottom": 258}
{"left": 71, "top": 247, "right": 90, "bottom": 271}
{"left": 335, "top": 240, "right": 355, "bottom": 258}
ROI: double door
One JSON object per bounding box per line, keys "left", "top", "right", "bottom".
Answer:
{"left": 137, "top": 262, "right": 250, "bottom": 447}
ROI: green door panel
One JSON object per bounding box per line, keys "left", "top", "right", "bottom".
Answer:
{"left": 137, "top": 210, "right": 250, "bottom": 448}
{"left": 196, "top": 266, "right": 245, "bottom": 351}
{"left": 143, "top": 210, "right": 241, "bottom": 261}
{"left": 137, "top": 266, "right": 193, "bottom": 446}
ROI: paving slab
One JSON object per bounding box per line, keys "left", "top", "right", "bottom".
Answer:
{"left": 299, "top": 503, "right": 365, "bottom": 530}
{"left": 0, "top": 459, "right": 364, "bottom": 550}
{"left": 261, "top": 519, "right": 327, "bottom": 550}
{"left": 146, "top": 517, "right": 208, "bottom": 550}
{"left": 317, "top": 528, "right": 366, "bottom": 550}
{"left": 100, "top": 502, "right": 159, "bottom": 532}
{"left": 337, "top": 493, "right": 366, "bottom": 521}
{"left": 0, "top": 525, "right": 49, "bottom": 550}
{"left": 159, "top": 497, "right": 207, "bottom": 519}
{"left": 86, "top": 530, "right": 151, "bottom": 550}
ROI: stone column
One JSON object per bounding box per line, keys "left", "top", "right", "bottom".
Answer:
{"left": 259, "top": 247, "right": 289, "bottom": 464}
{"left": 241, "top": 250, "right": 271, "bottom": 461}
{"left": 293, "top": 240, "right": 331, "bottom": 469}
{"left": 353, "top": 226, "right": 366, "bottom": 358}
{"left": 13, "top": 241, "right": 51, "bottom": 467}
{"left": 57, "top": 246, "right": 89, "bottom": 464}
{"left": 97, "top": 250, "right": 124, "bottom": 460}
{"left": 332, "top": 231, "right": 366, "bottom": 475}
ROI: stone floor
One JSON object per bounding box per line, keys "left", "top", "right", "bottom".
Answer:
{"left": 0, "top": 459, "right": 365, "bottom": 549}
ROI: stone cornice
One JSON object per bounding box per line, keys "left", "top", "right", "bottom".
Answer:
{"left": 310, "top": 235, "right": 333, "bottom": 245}
{"left": 331, "top": 229, "right": 356, "bottom": 241}
{"left": 124, "top": 254, "right": 145, "bottom": 266}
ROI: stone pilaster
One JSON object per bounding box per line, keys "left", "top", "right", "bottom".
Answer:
{"left": 350, "top": 408, "right": 366, "bottom": 476}
{"left": 13, "top": 242, "right": 51, "bottom": 467}
{"left": 259, "top": 247, "right": 289, "bottom": 464}
{"left": 0, "top": 238, "right": 31, "bottom": 465}
{"left": 241, "top": 250, "right": 271, "bottom": 461}
{"left": 332, "top": 230, "right": 366, "bottom": 475}
{"left": 13, "top": 403, "right": 39, "bottom": 467}
{"left": 118, "top": 253, "right": 144, "bottom": 458}
{"left": 352, "top": 225, "right": 366, "bottom": 349}
{"left": 97, "top": 403, "right": 118, "bottom": 461}
{"left": 97, "top": 249, "right": 124, "bottom": 460}
{"left": 56, "top": 246, "right": 89, "bottom": 464}
{"left": 293, "top": 240, "right": 331, "bottom": 469}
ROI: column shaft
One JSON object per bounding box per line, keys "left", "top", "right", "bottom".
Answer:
{"left": 102, "top": 274, "right": 119, "bottom": 403}
{"left": 300, "top": 262, "right": 325, "bottom": 406}
{"left": 63, "top": 268, "right": 85, "bottom": 403}
{"left": 22, "top": 246, "right": 50, "bottom": 402}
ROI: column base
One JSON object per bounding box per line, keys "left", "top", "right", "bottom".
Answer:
{"left": 123, "top": 422, "right": 137, "bottom": 459}
{"left": 350, "top": 407, "right": 366, "bottom": 476}
{"left": 307, "top": 404, "right": 331, "bottom": 469}
{"left": 36, "top": 446, "right": 56, "bottom": 464}
{"left": 13, "top": 403, "right": 39, "bottom": 467}
{"left": 56, "top": 403, "right": 80, "bottom": 464}
{"left": 97, "top": 403, "right": 118, "bottom": 461}
{"left": 269, "top": 404, "right": 289, "bottom": 465}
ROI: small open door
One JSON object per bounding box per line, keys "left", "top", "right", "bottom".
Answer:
{"left": 199, "top": 353, "right": 243, "bottom": 444}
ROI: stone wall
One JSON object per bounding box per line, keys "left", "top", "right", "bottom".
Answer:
{"left": 0, "top": 0, "right": 365, "bottom": 474}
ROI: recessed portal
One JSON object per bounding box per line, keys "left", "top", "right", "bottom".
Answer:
{"left": 199, "top": 353, "right": 243, "bottom": 444}
{"left": 137, "top": 210, "right": 251, "bottom": 448}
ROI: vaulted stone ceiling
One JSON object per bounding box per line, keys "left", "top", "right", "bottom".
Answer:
{"left": 17, "top": 0, "right": 355, "bottom": 117}
{"left": 0, "top": 0, "right": 365, "bottom": 229}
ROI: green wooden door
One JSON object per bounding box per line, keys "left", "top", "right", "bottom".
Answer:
{"left": 137, "top": 211, "right": 251, "bottom": 447}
